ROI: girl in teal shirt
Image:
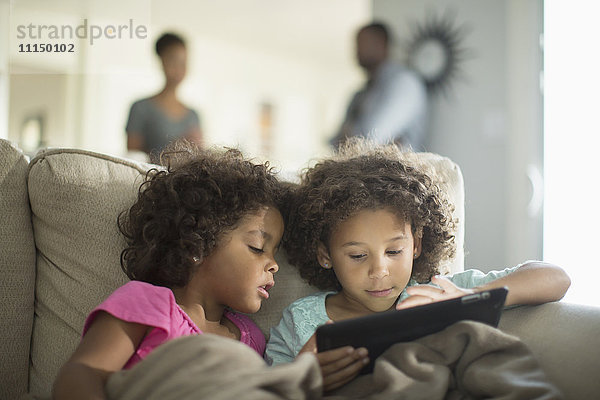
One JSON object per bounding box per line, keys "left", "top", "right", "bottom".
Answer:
{"left": 265, "top": 139, "right": 570, "bottom": 392}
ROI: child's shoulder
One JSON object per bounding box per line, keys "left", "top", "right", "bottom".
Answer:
{"left": 284, "top": 291, "right": 335, "bottom": 317}
{"left": 110, "top": 280, "right": 173, "bottom": 300}
{"left": 95, "top": 281, "right": 177, "bottom": 322}
{"left": 83, "top": 281, "right": 177, "bottom": 336}
{"left": 105, "top": 281, "right": 175, "bottom": 304}
{"left": 269, "top": 291, "right": 334, "bottom": 348}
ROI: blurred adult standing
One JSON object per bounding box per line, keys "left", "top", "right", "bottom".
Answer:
{"left": 331, "top": 22, "right": 427, "bottom": 151}
{"left": 126, "top": 33, "right": 202, "bottom": 162}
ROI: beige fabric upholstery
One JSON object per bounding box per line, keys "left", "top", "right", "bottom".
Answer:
{"left": 499, "top": 302, "right": 600, "bottom": 400}
{"left": 0, "top": 140, "right": 36, "bottom": 400}
{"left": 26, "top": 149, "right": 153, "bottom": 396}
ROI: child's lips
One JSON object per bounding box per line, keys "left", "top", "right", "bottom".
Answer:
{"left": 258, "top": 282, "right": 274, "bottom": 299}
{"left": 366, "top": 288, "right": 393, "bottom": 297}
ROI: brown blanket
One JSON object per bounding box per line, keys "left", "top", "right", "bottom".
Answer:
{"left": 105, "top": 321, "right": 563, "bottom": 400}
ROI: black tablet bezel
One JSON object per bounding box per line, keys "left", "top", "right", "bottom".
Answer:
{"left": 316, "top": 287, "right": 508, "bottom": 373}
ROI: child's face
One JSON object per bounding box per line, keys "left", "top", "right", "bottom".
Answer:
{"left": 318, "top": 208, "right": 421, "bottom": 314}
{"left": 196, "top": 206, "right": 284, "bottom": 314}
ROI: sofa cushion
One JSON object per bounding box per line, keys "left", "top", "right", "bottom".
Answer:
{"left": 27, "top": 149, "right": 154, "bottom": 396}
{"left": 0, "top": 139, "right": 36, "bottom": 400}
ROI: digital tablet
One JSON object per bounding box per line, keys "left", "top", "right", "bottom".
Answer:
{"left": 316, "top": 287, "right": 508, "bottom": 374}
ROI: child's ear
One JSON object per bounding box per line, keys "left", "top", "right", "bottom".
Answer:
{"left": 317, "top": 242, "right": 332, "bottom": 269}
{"left": 413, "top": 228, "right": 423, "bottom": 259}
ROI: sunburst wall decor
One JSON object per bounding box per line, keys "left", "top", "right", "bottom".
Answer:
{"left": 406, "top": 10, "right": 472, "bottom": 97}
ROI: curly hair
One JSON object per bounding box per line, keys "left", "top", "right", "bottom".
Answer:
{"left": 119, "top": 142, "right": 289, "bottom": 288}
{"left": 284, "top": 139, "right": 457, "bottom": 291}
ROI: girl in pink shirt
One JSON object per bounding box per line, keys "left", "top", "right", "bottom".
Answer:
{"left": 53, "top": 144, "right": 288, "bottom": 400}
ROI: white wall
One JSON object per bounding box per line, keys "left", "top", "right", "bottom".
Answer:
{"left": 7, "top": 6, "right": 94, "bottom": 151}
{"left": 505, "top": 0, "right": 543, "bottom": 267}
{"left": 9, "top": 73, "right": 69, "bottom": 151}
{"left": 373, "top": 0, "right": 543, "bottom": 270}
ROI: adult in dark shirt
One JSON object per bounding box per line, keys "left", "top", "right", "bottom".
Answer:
{"left": 126, "top": 33, "right": 202, "bottom": 162}
{"left": 331, "top": 22, "right": 427, "bottom": 151}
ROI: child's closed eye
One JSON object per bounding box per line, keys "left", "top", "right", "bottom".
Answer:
{"left": 349, "top": 254, "right": 367, "bottom": 260}
{"left": 248, "top": 245, "right": 264, "bottom": 254}
{"left": 386, "top": 249, "right": 403, "bottom": 255}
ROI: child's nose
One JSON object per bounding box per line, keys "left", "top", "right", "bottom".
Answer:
{"left": 368, "top": 258, "right": 390, "bottom": 279}
{"left": 266, "top": 260, "right": 279, "bottom": 274}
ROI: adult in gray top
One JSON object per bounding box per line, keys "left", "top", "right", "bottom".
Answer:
{"left": 126, "top": 33, "right": 202, "bottom": 162}
{"left": 331, "top": 22, "right": 427, "bottom": 151}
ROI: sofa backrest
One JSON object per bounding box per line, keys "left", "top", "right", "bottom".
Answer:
{"left": 24, "top": 148, "right": 157, "bottom": 396}
{"left": 0, "top": 140, "right": 36, "bottom": 400}
{"left": 0, "top": 143, "right": 465, "bottom": 398}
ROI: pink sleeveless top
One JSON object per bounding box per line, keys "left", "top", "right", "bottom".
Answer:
{"left": 83, "top": 281, "right": 265, "bottom": 368}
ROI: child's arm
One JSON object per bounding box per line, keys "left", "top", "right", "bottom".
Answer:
{"left": 52, "top": 311, "right": 148, "bottom": 400}
{"left": 471, "top": 261, "right": 570, "bottom": 306}
{"left": 397, "top": 261, "right": 571, "bottom": 309}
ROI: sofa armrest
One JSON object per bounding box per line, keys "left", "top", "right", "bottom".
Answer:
{"left": 499, "top": 301, "right": 600, "bottom": 399}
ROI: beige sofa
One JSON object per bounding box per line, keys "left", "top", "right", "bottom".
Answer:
{"left": 1, "top": 138, "right": 599, "bottom": 400}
